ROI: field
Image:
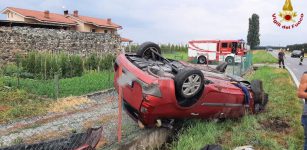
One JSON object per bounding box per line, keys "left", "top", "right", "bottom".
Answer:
{"left": 0, "top": 77, "right": 50, "bottom": 123}
{"left": 2, "top": 71, "right": 113, "bottom": 99}
{"left": 252, "top": 50, "right": 278, "bottom": 64}
{"left": 171, "top": 67, "right": 303, "bottom": 150}
{"left": 163, "top": 51, "right": 188, "bottom": 61}
{"left": 0, "top": 71, "right": 114, "bottom": 123}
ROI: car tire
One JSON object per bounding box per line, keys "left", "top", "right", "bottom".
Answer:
{"left": 174, "top": 68, "right": 204, "bottom": 99}
{"left": 251, "top": 80, "right": 263, "bottom": 103}
{"left": 216, "top": 62, "right": 228, "bottom": 73}
{"left": 136, "top": 42, "right": 161, "bottom": 60}
{"left": 225, "top": 56, "right": 234, "bottom": 64}
{"left": 197, "top": 56, "right": 207, "bottom": 64}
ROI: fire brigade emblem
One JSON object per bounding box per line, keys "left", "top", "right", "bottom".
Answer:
{"left": 272, "top": 0, "right": 304, "bottom": 29}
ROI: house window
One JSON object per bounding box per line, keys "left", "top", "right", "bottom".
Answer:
{"left": 104, "top": 30, "right": 108, "bottom": 33}
{"left": 91, "top": 29, "right": 96, "bottom": 32}
{"left": 221, "top": 43, "right": 228, "bottom": 48}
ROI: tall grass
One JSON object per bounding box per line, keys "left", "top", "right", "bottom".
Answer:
{"left": 3, "top": 71, "right": 114, "bottom": 98}
{"left": 15, "top": 52, "right": 115, "bottom": 79}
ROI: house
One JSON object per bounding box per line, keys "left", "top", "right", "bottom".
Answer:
{"left": 1, "top": 7, "right": 122, "bottom": 33}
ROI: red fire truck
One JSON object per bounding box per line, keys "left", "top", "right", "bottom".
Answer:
{"left": 188, "top": 39, "right": 249, "bottom": 64}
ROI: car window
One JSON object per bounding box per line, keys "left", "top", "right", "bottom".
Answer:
{"left": 221, "top": 43, "right": 227, "bottom": 48}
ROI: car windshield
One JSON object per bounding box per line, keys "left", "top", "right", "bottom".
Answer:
{"left": 293, "top": 50, "right": 301, "bottom": 53}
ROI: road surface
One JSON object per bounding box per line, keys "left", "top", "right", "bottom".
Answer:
{"left": 271, "top": 51, "right": 306, "bottom": 85}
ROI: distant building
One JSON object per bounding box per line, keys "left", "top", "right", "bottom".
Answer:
{"left": 1, "top": 7, "right": 122, "bottom": 33}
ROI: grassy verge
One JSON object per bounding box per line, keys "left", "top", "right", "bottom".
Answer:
{"left": 171, "top": 67, "right": 303, "bottom": 150}
{"left": 3, "top": 71, "right": 114, "bottom": 98}
{"left": 253, "top": 50, "right": 278, "bottom": 64}
{"left": 163, "top": 51, "right": 188, "bottom": 61}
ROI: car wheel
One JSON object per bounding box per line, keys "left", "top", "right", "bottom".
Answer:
{"left": 174, "top": 68, "right": 204, "bottom": 99}
{"left": 225, "top": 56, "right": 234, "bottom": 64}
{"left": 216, "top": 62, "right": 228, "bottom": 73}
{"left": 251, "top": 80, "right": 263, "bottom": 104}
{"left": 251, "top": 80, "right": 268, "bottom": 113}
{"left": 197, "top": 56, "right": 207, "bottom": 64}
{"left": 136, "top": 42, "right": 161, "bottom": 60}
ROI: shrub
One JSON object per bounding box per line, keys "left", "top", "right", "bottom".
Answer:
{"left": 85, "top": 54, "right": 99, "bottom": 71}
{"left": 99, "top": 54, "right": 115, "bottom": 70}
{"left": 3, "top": 64, "right": 20, "bottom": 76}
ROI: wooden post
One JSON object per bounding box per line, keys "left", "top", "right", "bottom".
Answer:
{"left": 117, "top": 67, "right": 123, "bottom": 143}
{"left": 45, "top": 55, "right": 47, "bottom": 80}
{"left": 54, "top": 74, "right": 59, "bottom": 99}
{"left": 129, "top": 42, "right": 132, "bottom": 53}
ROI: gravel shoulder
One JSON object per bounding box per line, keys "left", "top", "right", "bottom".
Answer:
{"left": 0, "top": 90, "right": 140, "bottom": 149}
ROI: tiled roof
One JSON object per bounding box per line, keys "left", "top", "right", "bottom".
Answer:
{"left": 121, "top": 37, "right": 133, "bottom": 42}
{"left": 4, "top": 7, "right": 76, "bottom": 25}
{"left": 72, "top": 15, "right": 121, "bottom": 29}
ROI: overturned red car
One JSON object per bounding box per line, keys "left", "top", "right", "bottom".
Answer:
{"left": 114, "top": 42, "right": 268, "bottom": 128}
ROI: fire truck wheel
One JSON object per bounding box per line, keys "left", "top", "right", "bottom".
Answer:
{"left": 225, "top": 56, "right": 234, "bottom": 64}
{"left": 174, "top": 68, "right": 204, "bottom": 99}
{"left": 197, "top": 56, "right": 207, "bottom": 64}
{"left": 137, "top": 42, "right": 161, "bottom": 60}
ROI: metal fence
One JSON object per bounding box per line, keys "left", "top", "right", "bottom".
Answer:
{"left": 225, "top": 51, "right": 253, "bottom": 76}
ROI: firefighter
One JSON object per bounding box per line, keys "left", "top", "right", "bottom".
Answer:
{"left": 298, "top": 72, "right": 307, "bottom": 150}
{"left": 300, "top": 49, "right": 305, "bottom": 65}
{"left": 278, "top": 49, "right": 286, "bottom": 69}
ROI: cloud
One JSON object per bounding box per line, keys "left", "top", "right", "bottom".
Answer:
{"left": 0, "top": 0, "right": 306, "bottom": 46}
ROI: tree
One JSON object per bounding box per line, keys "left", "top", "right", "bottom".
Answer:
{"left": 247, "top": 14, "right": 260, "bottom": 49}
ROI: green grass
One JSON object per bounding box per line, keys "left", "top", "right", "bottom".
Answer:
{"left": 3, "top": 71, "right": 114, "bottom": 98}
{"left": 163, "top": 51, "right": 188, "bottom": 61}
{"left": 171, "top": 67, "right": 303, "bottom": 150}
{"left": 252, "top": 50, "right": 278, "bottom": 64}
{"left": 0, "top": 78, "right": 50, "bottom": 123}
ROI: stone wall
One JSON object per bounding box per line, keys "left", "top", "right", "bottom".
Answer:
{"left": 0, "top": 26, "right": 121, "bottom": 66}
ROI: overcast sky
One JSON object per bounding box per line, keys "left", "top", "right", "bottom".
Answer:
{"left": 0, "top": 0, "right": 306, "bottom": 46}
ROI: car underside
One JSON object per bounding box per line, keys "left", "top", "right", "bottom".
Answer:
{"left": 114, "top": 42, "right": 268, "bottom": 128}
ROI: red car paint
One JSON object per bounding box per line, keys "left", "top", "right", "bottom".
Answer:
{"left": 114, "top": 54, "right": 256, "bottom": 127}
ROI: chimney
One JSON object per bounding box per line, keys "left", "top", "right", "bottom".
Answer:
{"left": 64, "top": 10, "right": 69, "bottom": 16}
{"left": 73, "top": 10, "right": 78, "bottom": 17}
{"left": 44, "top": 10, "right": 50, "bottom": 18}
{"left": 107, "top": 18, "right": 111, "bottom": 25}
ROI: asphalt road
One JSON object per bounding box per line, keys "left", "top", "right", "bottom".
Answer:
{"left": 271, "top": 51, "right": 306, "bottom": 84}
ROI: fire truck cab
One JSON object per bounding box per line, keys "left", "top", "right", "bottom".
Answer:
{"left": 188, "top": 39, "right": 249, "bottom": 64}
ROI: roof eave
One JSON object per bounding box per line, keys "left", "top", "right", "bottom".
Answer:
{"left": 85, "top": 22, "right": 121, "bottom": 29}
{"left": 24, "top": 16, "right": 77, "bottom": 26}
